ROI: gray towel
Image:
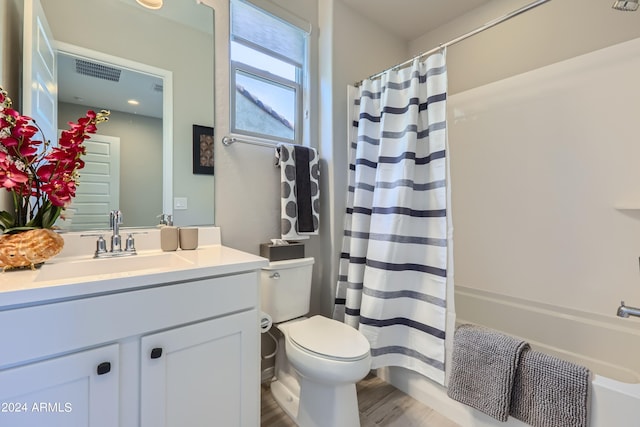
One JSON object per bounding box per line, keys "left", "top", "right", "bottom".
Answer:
{"left": 509, "top": 348, "right": 591, "bottom": 427}
{"left": 447, "top": 324, "right": 529, "bottom": 421}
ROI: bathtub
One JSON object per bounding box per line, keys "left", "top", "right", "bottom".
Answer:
{"left": 377, "top": 286, "right": 640, "bottom": 427}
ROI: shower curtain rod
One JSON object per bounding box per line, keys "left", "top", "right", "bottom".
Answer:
{"left": 355, "top": 0, "right": 551, "bottom": 86}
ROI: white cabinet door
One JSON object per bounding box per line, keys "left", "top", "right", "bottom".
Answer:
{"left": 140, "top": 310, "right": 259, "bottom": 427}
{"left": 0, "top": 344, "right": 119, "bottom": 427}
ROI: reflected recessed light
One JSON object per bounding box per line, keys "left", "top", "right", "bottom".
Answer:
{"left": 136, "top": 0, "right": 163, "bottom": 10}
{"left": 612, "top": 0, "right": 639, "bottom": 11}
{"left": 128, "top": 99, "right": 140, "bottom": 105}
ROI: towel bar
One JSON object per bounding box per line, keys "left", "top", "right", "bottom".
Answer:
{"left": 222, "top": 136, "right": 278, "bottom": 148}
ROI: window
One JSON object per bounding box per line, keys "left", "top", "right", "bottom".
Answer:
{"left": 230, "top": 0, "right": 308, "bottom": 144}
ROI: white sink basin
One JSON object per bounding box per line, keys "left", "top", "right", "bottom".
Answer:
{"left": 35, "top": 252, "right": 195, "bottom": 282}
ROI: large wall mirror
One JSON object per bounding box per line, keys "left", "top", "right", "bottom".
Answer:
{"left": 37, "top": 0, "right": 215, "bottom": 230}
{"left": 56, "top": 43, "right": 170, "bottom": 230}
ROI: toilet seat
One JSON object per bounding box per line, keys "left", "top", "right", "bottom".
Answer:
{"left": 287, "top": 315, "right": 370, "bottom": 361}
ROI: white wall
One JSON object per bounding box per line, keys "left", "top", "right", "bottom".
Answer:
{"left": 211, "top": 0, "right": 332, "bottom": 317}
{"left": 317, "top": 0, "right": 408, "bottom": 315}
{"left": 213, "top": 0, "right": 318, "bottom": 251}
{"left": 213, "top": 0, "right": 406, "bottom": 316}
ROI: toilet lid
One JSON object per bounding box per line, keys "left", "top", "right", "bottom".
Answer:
{"left": 288, "top": 316, "right": 370, "bottom": 361}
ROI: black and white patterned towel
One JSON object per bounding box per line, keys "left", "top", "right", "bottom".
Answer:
{"left": 276, "top": 144, "right": 320, "bottom": 239}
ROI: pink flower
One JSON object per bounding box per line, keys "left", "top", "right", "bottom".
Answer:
{"left": 41, "top": 178, "right": 77, "bottom": 207}
{"left": 0, "top": 163, "right": 29, "bottom": 189}
{"left": 0, "top": 85, "right": 109, "bottom": 231}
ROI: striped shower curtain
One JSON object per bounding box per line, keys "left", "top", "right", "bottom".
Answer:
{"left": 333, "top": 53, "right": 451, "bottom": 385}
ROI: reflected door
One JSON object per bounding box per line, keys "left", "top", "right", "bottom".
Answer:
{"left": 67, "top": 133, "right": 121, "bottom": 231}
{"left": 23, "top": 0, "right": 57, "bottom": 144}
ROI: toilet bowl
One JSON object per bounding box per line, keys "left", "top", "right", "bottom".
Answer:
{"left": 260, "top": 258, "right": 371, "bottom": 427}
{"left": 284, "top": 316, "right": 371, "bottom": 385}
{"left": 271, "top": 317, "right": 371, "bottom": 427}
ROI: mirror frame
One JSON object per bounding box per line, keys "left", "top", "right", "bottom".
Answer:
{"left": 56, "top": 41, "right": 174, "bottom": 218}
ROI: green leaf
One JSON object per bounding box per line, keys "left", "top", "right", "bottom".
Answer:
{"left": 0, "top": 211, "right": 16, "bottom": 231}
{"left": 3, "top": 226, "right": 38, "bottom": 234}
{"left": 41, "top": 205, "right": 62, "bottom": 229}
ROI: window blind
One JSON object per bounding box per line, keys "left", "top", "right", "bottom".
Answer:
{"left": 231, "top": 0, "right": 306, "bottom": 67}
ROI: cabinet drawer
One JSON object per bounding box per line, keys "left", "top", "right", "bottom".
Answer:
{"left": 0, "top": 272, "right": 258, "bottom": 368}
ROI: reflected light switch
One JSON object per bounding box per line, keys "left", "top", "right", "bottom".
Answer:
{"left": 174, "top": 197, "right": 188, "bottom": 210}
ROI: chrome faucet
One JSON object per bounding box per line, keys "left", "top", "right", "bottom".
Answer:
{"left": 91, "top": 210, "right": 137, "bottom": 258}
{"left": 81, "top": 210, "right": 140, "bottom": 258}
{"left": 617, "top": 301, "right": 640, "bottom": 318}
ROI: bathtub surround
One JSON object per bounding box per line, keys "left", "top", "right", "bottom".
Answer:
{"left": 447, "top": 324, "right": 528, "bottom": 421}
{"left": 333, "top": 52, "right": 450, "bottom": 385}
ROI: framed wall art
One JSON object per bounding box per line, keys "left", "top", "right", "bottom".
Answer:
{"left": 192, "top": 124, "right": 214, "bottom": 175}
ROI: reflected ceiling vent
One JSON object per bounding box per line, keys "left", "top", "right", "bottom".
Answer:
{"left": 152, "top": 83, "right": 163, "bottom": 93}
{"left": 612, "top": 0, "right": 639, "bottom": 11}
{"left": 75, "top": 59, "right": 121, "bottom": 82}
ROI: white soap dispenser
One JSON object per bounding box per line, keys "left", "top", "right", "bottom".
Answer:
{"left": 159, "top": 214, "right": 178, "bottom": 251}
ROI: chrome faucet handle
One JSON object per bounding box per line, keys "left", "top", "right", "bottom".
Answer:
{"left": 96, "top": 236, "right": 108, "bottom": 256}
{"left": 80, "top": 233, "right": 109, "bottom": 257}
{"left": 124, "top": 233, "right": 137, "bottom": 253}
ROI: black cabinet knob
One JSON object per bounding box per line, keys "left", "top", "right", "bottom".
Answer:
{"left": 97, "top": 362, "right": 111, "bottom": 375}
{"left": 150, "top": 347, "right": 163, "bottom": 359}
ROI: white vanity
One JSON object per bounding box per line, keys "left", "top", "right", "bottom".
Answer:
{"left": 0, "top": 227, "right": 267, "bottom": 427}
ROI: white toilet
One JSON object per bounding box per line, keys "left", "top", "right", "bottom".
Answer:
{"left": 261, "top": 257, "right": 371, "bottom": 427}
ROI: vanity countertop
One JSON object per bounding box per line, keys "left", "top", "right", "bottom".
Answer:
{"left": 0, "top": 227, "right": 267, "bottom": 309}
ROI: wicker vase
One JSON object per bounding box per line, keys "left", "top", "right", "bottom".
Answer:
{"left": 0, "top": 229, "right": 64, "bottom": 270}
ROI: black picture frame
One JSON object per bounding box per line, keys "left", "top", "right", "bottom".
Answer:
{"left": 192, "top": 125, "right": 214, "bottom": 175}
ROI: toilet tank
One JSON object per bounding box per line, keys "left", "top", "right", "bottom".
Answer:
{"left": 260, "top": 257, "right": 314, "bottom": 323}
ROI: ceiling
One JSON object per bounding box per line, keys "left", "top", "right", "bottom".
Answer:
{"left": 341, "top": 0, "right": 492, "bottom": 41}
{"left": 58, "top": 52, "right": 164, "bottom": 119}
{"left": 58, "top": 0, "right": 492, "bottom": 118}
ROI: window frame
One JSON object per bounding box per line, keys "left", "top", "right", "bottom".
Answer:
{"left": 229, "top": 0, "right": 309, "bottom": 146}
{"left": 230, "top": 60, "right": 302, "bottom": 144}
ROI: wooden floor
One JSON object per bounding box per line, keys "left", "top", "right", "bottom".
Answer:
{"left": 261, "top": 374, "right": 461, "bottom": 427}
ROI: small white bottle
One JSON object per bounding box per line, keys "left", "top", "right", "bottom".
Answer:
{"left": 159, "top": 214, "right": 179, "bottom": 251}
